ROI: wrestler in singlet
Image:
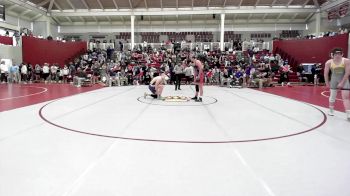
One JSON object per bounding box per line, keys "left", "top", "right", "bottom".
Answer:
{"left": 194, "top": 60, "right": 204, "bottom": 84}
{"left": 191, "top": 58, "right": 204, "bottom": 102}
{"left": 324, "top": 48, "right": 350, "bottom": 119}
{"left": 330, "top": 58, "right": 350, "bottom": 90}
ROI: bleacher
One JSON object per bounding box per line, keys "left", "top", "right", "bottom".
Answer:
{"left": 224, "top": 31, "right": 242, "bottom": 42}
{"left": 280, "top": 30, "right": 300, "bottom": 39}
{"left": 194, "top": 32, "right": 213, "bottom": 42}
{"left": 160, "top": 32, "right": 214, "bottom": 42}
{"left": 116, "top": 32, "right": 131, "bottom": 40}
{"left": 141, "top": 32, "right": 160, "bottom": 43}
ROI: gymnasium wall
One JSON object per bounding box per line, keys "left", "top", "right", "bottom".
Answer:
{"left": 0, "top": 45, "right": 22, "bottom": 64}
{"left": 50, "top": 24, "right": 59, "bottom": 39}
{"left": 304, "top": 13, "right": 344, "bottom": 36}
{"left": 2, "top": 15, "right": 31, "bottom": 30}
{"left": 0, "top": 35, "right": 13, "bottom": 45}
{"left": 272, "top": 33, "right": 349, "bottom": 67}
{"left": 22, "top": 36, "right": 87, "bottom": 67}
{"left": 33, "top": 21, "right": 47, "bottom": 37}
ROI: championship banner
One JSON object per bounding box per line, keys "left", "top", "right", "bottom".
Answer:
{"left": 328, "top": 9, "right": 338, "bottom": 21}
{"left": 338, "top": 3, "right": 349, "bottom": 17}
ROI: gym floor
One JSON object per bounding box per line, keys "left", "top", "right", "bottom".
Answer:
{"left": 0, "top": 83, "right": 349, "bottom": 196}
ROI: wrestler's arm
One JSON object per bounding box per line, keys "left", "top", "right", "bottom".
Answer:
{"left": 338, "top": 58, "right": 350, "bottom": 88}
{"left": 155, "top": 78, "right": 162, "bottom": 96}
{"left": 324, "top": 60, "right": 331, "bottom": 88}
{"left": 198, "top": 62, "right": 204, "bottom": 78}
{"left": 193, "top": 62, "right": 198, "bottom": 78}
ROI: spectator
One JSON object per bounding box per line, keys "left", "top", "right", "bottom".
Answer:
{"left": 62, "top": 65, "right": 70, "bottom": 83}
{"left": 73, "top": 68, "right": 87, "bottom": 87}
{"left": 42, "top": 63, "right": 50, "bottom": 83}
{"left": 174, "top": 62, "right": 184, "bottom": 90}
{"left": 34, "top": 64, "right": 41, "bottom": 82}
{"left": 0, "top": 60, "right": 8, "bottom": 83}
{"left": 20, "top": 63, "right": 28, "bottom": 83}
{"left": 278, "top": 62, "right": 293, "bottom": 86}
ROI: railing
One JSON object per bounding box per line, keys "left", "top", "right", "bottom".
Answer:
{"left": 122, "top": 42, "right": 232, "bottom": 52}
{"left": 89, "top": 42, "right": 115, "bottom": 50}
{"left": 89, "top": 41, "right": 271, "bottom": 52}
{"left": 242, "top": 41, "right": 271, "bottom": 51}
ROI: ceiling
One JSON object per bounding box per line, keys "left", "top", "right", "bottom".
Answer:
{"left": 0, "top": 0, "right": 348, "bottom": 25}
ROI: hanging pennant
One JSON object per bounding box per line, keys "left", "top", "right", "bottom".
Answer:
{"left": 338, "top": 3, "right": 349, "bottom": 18}
{"left": 328, "top": 9, "right": 338, "bottom": 21}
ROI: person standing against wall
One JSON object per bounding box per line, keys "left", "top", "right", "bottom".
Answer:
{"left": 0, "top": 60, "right": 8, "bottom": 83}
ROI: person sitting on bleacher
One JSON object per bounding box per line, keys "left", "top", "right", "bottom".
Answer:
{"left": 144, "top": 71, "right": 151, "bottom": 85}
{"left": 206, "top": 68, "right": 213, "bottom": 85}
{"left": 245, "top": 64, "right": 255, "bottom": 87}
{"left": 212, "top": 66, "right": 220, "bottom": 85}
{"left": 220, "top": 67, "right": 231, "bottom": 87}
{"left": 118, "top": 69, "right": 128, "bottom": 86}
{"left": 73, "top": 67, "right": 87, "bottom": 87}
{"left": 100, "top": 63, "right": 109, "bottom": 86}
{"left": 311, "top": 63, "right": 323, "bottom": 85}
{"left": 232, "top": 67, "right": 244, "bottom": 87}
{"left": 296, "top": 63, "right": 309, "bottom": 83}
{"left": 251, "top": 68, "right": 268, "bottom": 88}
{"left": 91, "top": 61, "right": 100, "bottom": 84}
{"left": 278, "top": 61, "right": 293, "bottom": 86}
{"left": 108, "top": 65, "right": 117, "bottom": 86}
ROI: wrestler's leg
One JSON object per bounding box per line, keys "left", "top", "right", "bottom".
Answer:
{"left": 341, "top": 81, "right": 350, "bottom": 120}
{"left": 328, "top": 89, "right": 337, "bottom": 116}
{"left": 157, "top": 85, "right": 164, "bottom": 99}
{"left": 192, "top": 84, "right": 199, "bottom": 100}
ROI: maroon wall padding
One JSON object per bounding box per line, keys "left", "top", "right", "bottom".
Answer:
{"left": 0, "top": 35, "right": 13, "bottom": 45}
{"left": 273, "top": 33, "right": 349, "bottom": 68}
{"left": 22, "top": 36, "right": 87, "bottom": 67}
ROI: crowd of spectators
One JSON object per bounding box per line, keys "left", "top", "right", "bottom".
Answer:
{"left": 1, "top": 43, "right": 296, "bottom": 89}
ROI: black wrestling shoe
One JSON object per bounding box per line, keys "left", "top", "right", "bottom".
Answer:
{"left": 195, "top": 97, "right": 202, "bottom": 102}
{"left": 191, "top": 96, "right": 198, "bottom": 100}
{"left": 151, "top": 94, "right": 157, "bottom": 99}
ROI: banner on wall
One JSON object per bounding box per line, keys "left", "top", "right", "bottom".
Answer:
{"left": 339, "top": 3, "right": 349, "bottom": 17}
{"left": 328, "top": 9, "right": 338, "bottom": 21}
{"left": 328, "top": 2, "right": 349, "bottom": 21}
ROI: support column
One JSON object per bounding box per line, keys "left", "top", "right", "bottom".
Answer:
{"left": 220, "top": 13, "right": 225, "bottom": 51}
{"left": 315, "top": 12, "right": 321, "bottom": 36}
{"left": 131, "top": 15, "right": 135, "bottom": 50}
{"left": 46, "top": 16, "right": 51, "bottom": 37}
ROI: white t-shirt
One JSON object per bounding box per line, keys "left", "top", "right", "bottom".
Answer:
{"left": 0, "top": 63, "right": 9, "bottom": 73}
{"left": 42, "top": 65, "right": 50, "bottom": 74}
{"left": 63, "top": 68, "right": 69, "bottom": 75}
{"left": 21, "top": 65, "right": 27, "bottom": 74}
{"left": 184, "top": 66, "right": 194, "bottom": 77}
{"left": 50, "top": 66, "right": 57, "bottom": 73}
